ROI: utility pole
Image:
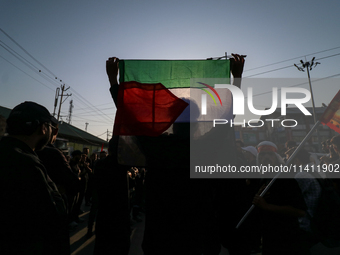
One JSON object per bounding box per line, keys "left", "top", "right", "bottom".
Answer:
{"left": 67, "top": 100, "right": 74, "bottom": 124}
{"left": 106, "top": 129, "right": 113, "bottom": 141}
{"left": 294, "top": 57, "right": 322, "bottom": 152}
{"left": 53, "top": 88, "right": 60, "bottom": 117}
{"left": 85, "top": 122, "right": 89, "bottom": 132}
{"left": 56, "top": 84, "right": 72, "bottom": 122}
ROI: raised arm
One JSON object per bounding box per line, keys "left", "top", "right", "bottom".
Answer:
{"left": 106, "top": 57, "right": 119, "bottom": 106}
{"left": 230, "top": 53, "right": 245, "bottom": 88}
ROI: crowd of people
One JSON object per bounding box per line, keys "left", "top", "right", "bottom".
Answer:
{"left": 1, "top": 54, "right": 340, "bottom": 255}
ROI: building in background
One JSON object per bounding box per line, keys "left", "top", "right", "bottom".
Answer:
{"left": 234, "top": 124, "right": 268, "bottom": 146}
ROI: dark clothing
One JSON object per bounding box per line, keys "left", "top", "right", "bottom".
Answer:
{"left": 110, "top": 85, "right": 221, "bottom": 254}
{"left": 0, "top": 136, "right": 69, "bottom": 255}
{"left": 36, "top": 144, "right": 77, "bottom": 187}
{"left": 217, "top": 178, "right": 261, "bottom": 255}
{"left": 260, "top": 178, "right": 308, "bottom": 255}
{"left": 138, "top": 134, "right": 221, "bottom": 255}
{"left": 36, "top": 144, "right": 79, "bottom": 200}
{"left": 327, "top": 158, "right": 340, "bottom": 195}
{"left": 94, "top": 155, "right": 130, "bottom": 255}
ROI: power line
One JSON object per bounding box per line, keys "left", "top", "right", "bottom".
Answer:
{"left": 69, "top": 88, "right": 113, "bottom": 123}
{"left": 0, "top": 40, "right": 113, "bottom": 126}
{"left": 71, "top": 115, "right": 112, "bottom": 124}
{"left": 244, "top": 65, "right": 293, "bottom": 78}
{"left": 244, "top": 46, "right": 340, "bottom": 72}
{"left": 0, "top": 28, "right": 59, "bottom": 79}
{"left": 72, "top": 102, "right": 114, "bottom": 112}
{"left": 245, "top": 72, "right": 340, "bottom": 99}
{"left": 243, "top": 51, "right": 340, "bottom": 78}
{"left": 0, "top": 55, "right": 55, "bottom": 91}
{"left": 0, "top": 42, "right": 61, "bottom": 88}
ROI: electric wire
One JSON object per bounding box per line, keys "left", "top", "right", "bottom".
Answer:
{"left": 246, "top": 72, "right": 340, "bottom": 99}
{"left": 0, "top": 28, "right": 59, "bottom": 79}
{"left": 2, "top": 26, "right": 340, "bottom": 132}
{"left": 244, "top": 46, "right": 340, "bottom": 72}
{"left": 0, "top": 55, "right": 55, "bottom": 91}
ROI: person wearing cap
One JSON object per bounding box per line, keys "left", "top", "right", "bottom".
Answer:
{"left": 253, "top": 141, "right": 308, "bottom": 255}
{"left": 242, "top": 146, "right": 258, "bottom": 166}
{"left": 0, "top": 101, "right": 69, "bottom": 254}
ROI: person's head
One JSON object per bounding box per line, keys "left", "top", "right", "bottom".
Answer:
{"left": 285, "top": 140, "right": 296, "bottom": 150}
{"left": 80, "top": 153, "right": 87, "bottom": 162}
{"left": 83, "top": 147, "right": 90, "bottom": 156}
{"left": 257, "top": 141, "right": 281, "bottom": 166}
{"left": 108, "top": 136, "right": 119, "bottom": 156}
{"left": 71, "top": 150, "right": 82, "bottom": 163}
{"left": 242, "top": 146, "right": 257, "bottom": 162}
{"left": 90, "top": 153, "right": 97, "bottom": 161}
{"left": 322, "top": 140, "right": 329, "bottom": 153}
{"left": 49, "top": 119, "right": 59, "bottom": 144}
{"left": 235, "top": 139, "right": 244, "bottom": 153}
{"left": 99, "top": 150, "right": 107, "bottom": 159}
{"left": 6, "top": 101, "right": 57, "bottom": 151}
{"left": 330, "top": 135, "right": 340, "bottom": 155}
{"left": 285, "top": 146, "right": 310, "bottom": 166}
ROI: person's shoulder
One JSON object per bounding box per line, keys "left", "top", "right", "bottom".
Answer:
{"left": 37, "top": 144, "right": 62, "bottom": 157}
{"left": 0, "top": 141, "right": 46, "bottom": 181}
{"left": 330, "top": 158, "right": 340, "bottom": 164}
{"left": 0, "top": 137, "right": 39, "bottom": 165}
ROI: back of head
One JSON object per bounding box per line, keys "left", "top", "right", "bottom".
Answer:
{"left": 331, "top": 135, "right": 340, "bottom": 148}
{"left": 286, "top": 146, "right": 310, "bottom": 165}
{"left": 285, "top": 140, "right": 297, "bottom": 149}
{"left": 6, "top": 101, "right": 55, "bottom": 136}
{"left": 71, "top": 150, "right": 82, "bottom": 158}
{"left": 257, "top": 141, "right": 284, "bottom": 165}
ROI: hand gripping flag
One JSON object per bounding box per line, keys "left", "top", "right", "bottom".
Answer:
{"left": 320, "top": 90, "right": 340, "bottom": 134}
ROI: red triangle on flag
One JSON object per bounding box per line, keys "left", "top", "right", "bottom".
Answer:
{"left": 113, "top": 81, "right": 189, "bottom": 136}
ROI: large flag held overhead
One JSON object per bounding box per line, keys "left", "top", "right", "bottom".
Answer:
{"left": 119, "top": 60, "right": 230, "bottom": 88}
{"left": 114, "top": 59, "right": 231, "bottom": 137}
{"left": 320, "top": 90, "right": 340, "bottom": 134}
{"left": 113, "top": 59, "right": 232, "bottom": 166}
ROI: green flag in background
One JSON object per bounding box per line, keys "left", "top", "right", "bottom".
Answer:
{"left": 119, "top": 59, "right": 230, "bottom": 88}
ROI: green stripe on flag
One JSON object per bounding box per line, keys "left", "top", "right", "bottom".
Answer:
{"left": 119, "top": 60, "right": 230, "bottom": 88}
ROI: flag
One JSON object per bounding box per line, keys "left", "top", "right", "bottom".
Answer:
{"left": 115, "top": 59, "right": 231, "bottom": 135}
{"left": 119, "top": 59, "right": 230, "bottom": 88}
{"left": 114, "top": 59, "right": 231, "bottom": 166}
{"left": 113, "top": 81, "right": 189, "bottom": 136}
{"left": 320, "top": 90, "right": 340, "bottom": 134}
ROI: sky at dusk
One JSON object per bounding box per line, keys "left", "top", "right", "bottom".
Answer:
{"left": 1, "top": 0, "right": 340, "bottom": 140}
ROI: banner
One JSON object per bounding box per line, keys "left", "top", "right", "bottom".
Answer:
{"left": 320, "top": 90, "right": 340, "bottom": 134}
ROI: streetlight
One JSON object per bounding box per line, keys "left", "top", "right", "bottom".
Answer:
{"left": 294, "top": 57, "right": 322, "bottom": 152}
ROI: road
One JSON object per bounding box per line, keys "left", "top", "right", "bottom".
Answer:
{"left": 69, "top": 204, "right": 340, "bottom": 255}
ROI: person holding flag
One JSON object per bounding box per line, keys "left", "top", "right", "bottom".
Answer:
{"left": 252, "top": 141, "right": 309, "bottom": 255}
{"left": 106, "top": 54, "right": 246, "bottom": 254}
